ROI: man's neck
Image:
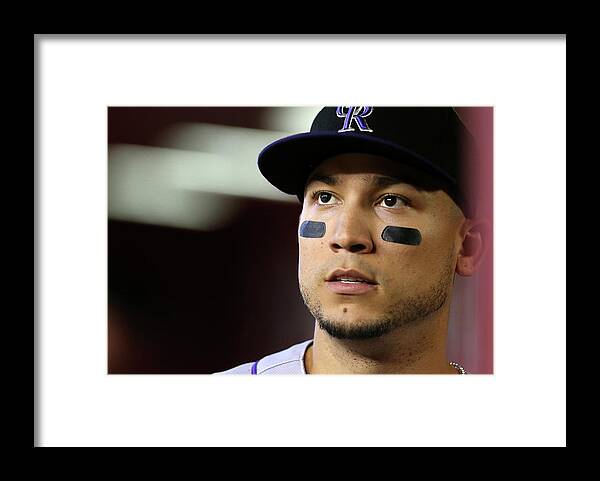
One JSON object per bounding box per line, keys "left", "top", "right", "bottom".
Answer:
{"left": 305, "top": 313, "right": 457, "bottom": 374}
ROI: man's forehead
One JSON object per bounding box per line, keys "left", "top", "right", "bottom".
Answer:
{"left": 306, "top": 154, "right": 438, "bottom": 190}
{"left": 307, "top": 172, "right": 418, "bottom": 189}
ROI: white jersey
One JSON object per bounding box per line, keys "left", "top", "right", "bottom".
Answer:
{"left": 213, "top": 338, "right": 468, "bottom": 374}
{"left": 214, "top": 339, "right": 313, "bottom": 375}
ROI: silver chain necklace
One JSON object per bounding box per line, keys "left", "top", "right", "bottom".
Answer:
{"left": 449, "top": 361, "right": 467, "bottom": 374}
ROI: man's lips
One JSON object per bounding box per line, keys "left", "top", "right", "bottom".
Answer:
{"left": 325, "top": 268, "right": 378, "bottom": 295}
{"left": 325, "top": 268, "right": 377, "bottom": 284}
{"left": 325, "top": 281, "right": 378, "bottom": 295}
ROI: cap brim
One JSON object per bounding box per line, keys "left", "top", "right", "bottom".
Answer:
{"left": 257, "top": 132, "right": 457, "bottom": 197}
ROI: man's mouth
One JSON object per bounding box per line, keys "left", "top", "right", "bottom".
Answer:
{"left": 333, "top": 278, "right": 374, "bottom": 284}
{"left": 325, "top": 269, "right": 378, "bottom": 294}
{"left": 326, "top": 268, "right": 378, "bottom": 285}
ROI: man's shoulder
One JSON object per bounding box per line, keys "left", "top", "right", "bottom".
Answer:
{"left": 213, "top": 361, "right": 255, "bottom": 375}
{"left": 213, "top": 339, "right": 313, "bottom": 375}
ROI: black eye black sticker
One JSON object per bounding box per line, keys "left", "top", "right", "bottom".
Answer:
{"left": 381, "top": 226, "right": 422, "bottom": 246}
{"left": 299, "top": 221, "right": 326, "bottom": 238}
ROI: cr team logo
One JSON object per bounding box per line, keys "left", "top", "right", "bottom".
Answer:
{"left": 336, "top": 106, "right": 374, "bottom": 133}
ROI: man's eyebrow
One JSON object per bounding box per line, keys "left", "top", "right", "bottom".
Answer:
{"left": 372, "top": 175, "right": 426, "bottom": 192}
{"left": 371, "top": 175, "right": 406, "bottom": 188}
{"left": 306, "top": 174, "right": 339, "bottom": 186}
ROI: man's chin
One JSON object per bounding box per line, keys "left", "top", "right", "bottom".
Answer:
{"left": 316, "top": 316, "right": 395, "bottom": 340}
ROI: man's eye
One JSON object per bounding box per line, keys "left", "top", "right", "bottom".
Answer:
{"left": 377, "top": 195, "right": 410, "bottom": 209}
{"left": 315, "top": 192, "right": 337, "bottom": 205}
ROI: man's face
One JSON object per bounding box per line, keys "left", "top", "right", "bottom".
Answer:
{"left": 298, "top": 153, "right": 465, "bottom": 340}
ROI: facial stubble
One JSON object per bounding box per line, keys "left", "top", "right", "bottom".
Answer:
{"left": 299, "top": 252, "right": 456, "bottom": 340}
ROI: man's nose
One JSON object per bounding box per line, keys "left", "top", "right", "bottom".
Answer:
{"left": 329, "top": 210, "right": 374, "bottom": 254}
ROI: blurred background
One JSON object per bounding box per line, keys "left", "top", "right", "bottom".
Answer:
{"left": 108, "top": 107, "right": 493, "bottom": 374}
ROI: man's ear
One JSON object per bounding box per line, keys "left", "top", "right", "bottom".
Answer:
{"left": 456, "top": 218, "right": 490, "bottom": 277}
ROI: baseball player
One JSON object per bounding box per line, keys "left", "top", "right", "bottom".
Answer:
{"left": 215, "top": 107, "right": 486, "bottom": 375}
